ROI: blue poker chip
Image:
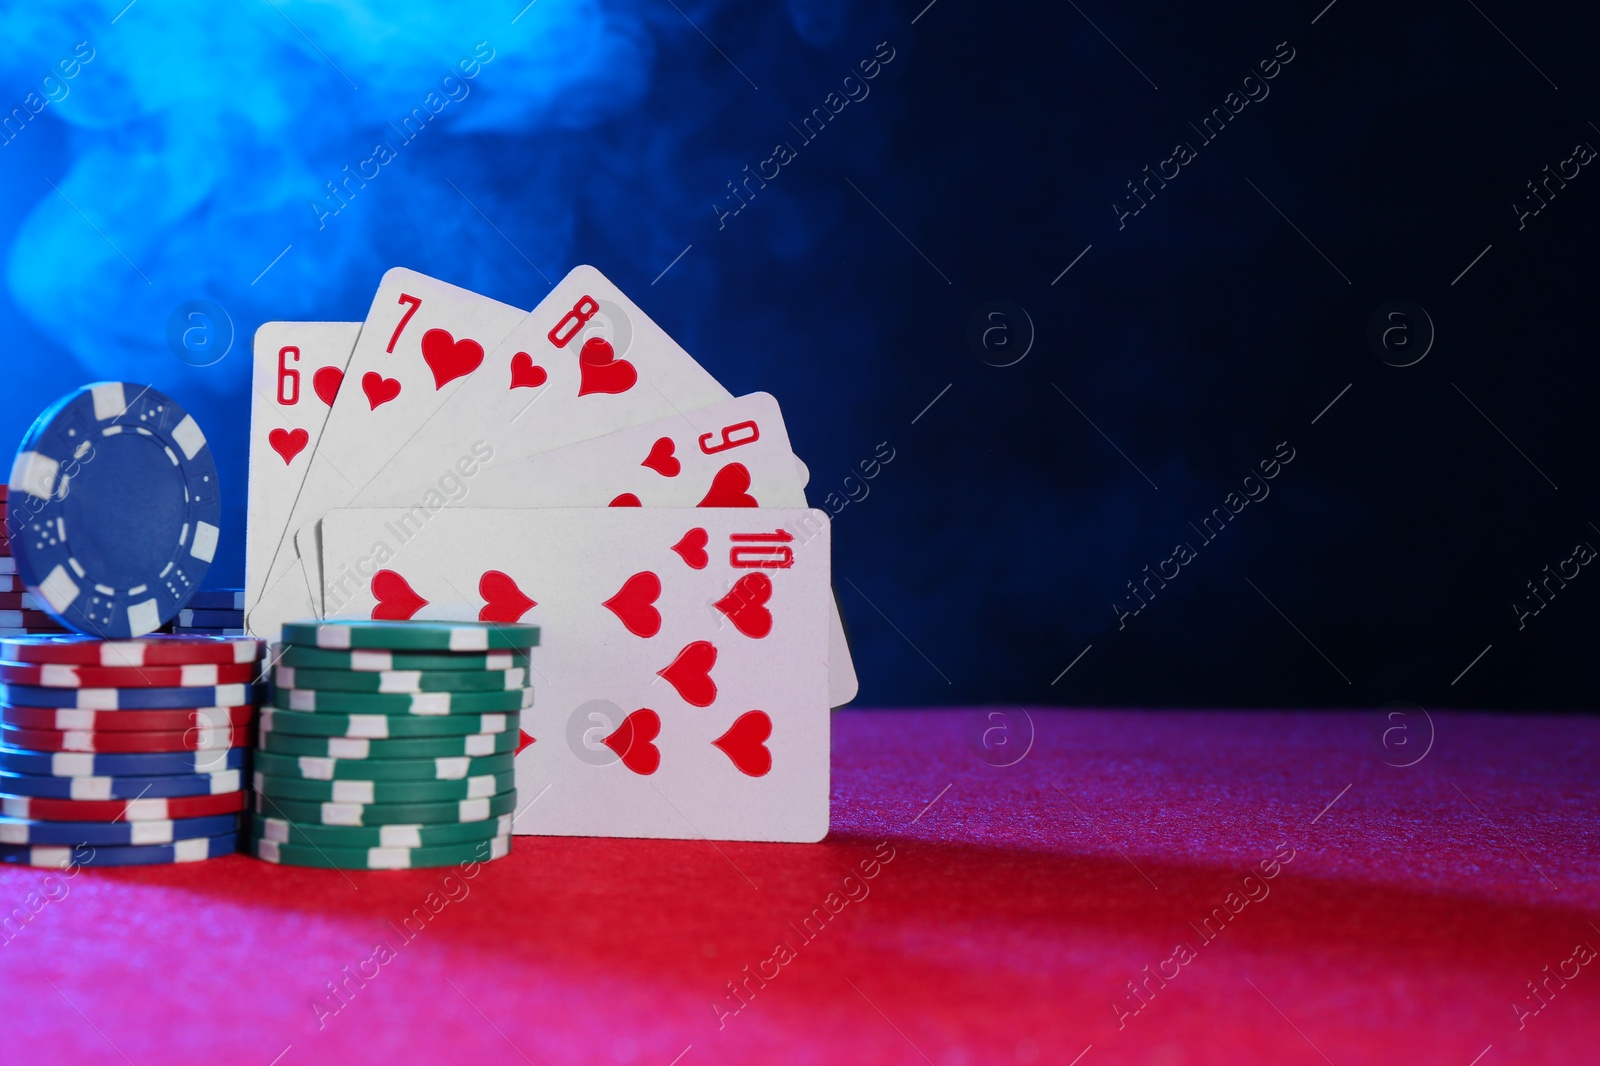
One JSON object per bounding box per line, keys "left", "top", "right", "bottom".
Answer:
{"left": 0, "top": 831, "right": 239, "bottom": 866}
{"left": 0, "top": 682, "right": 262, "bottom": 709}
{"left": 185, "top": 590, "right": 244, "bottom": 611}
{"left": 8, "top": 383, "right": 221, "bottom": 639}
{"left": 0, "top": 744, "right": 245, "bottom": 777}
{"left": 0, "top": 768, "right": 242, "bottom": 799}
{"left": 177, "top": 609, "right": 245, "bottom": 628}
{"left": 0, "top": 812, "right": 239, "bottom": 846}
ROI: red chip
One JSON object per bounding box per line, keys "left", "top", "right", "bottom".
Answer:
{"left": 0, "top": 635, "right": 263, "bottom": 666}
{"left": 0, "top": 660, "right": 261, "bottom": 689}
{"left": 0, "top": 791, "right": 246, "bottom": 822}
{"left": 0, "top": 724, "right": 253, "bottom": 753}
{"left": 0, "top": 705, "right": 255, "bottom": 732}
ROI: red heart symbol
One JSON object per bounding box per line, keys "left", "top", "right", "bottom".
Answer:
{"left": 642, "top": 437, "right": 680, "bottom": 477}
{"left": 609, "top": 493, "right": 642, "bottom": 507}
{"left": 312, "top": 366, "right": 343, "bottom": 407}
{"left": 362, "top": 372, "right": 401, "bottom": 410}
{"left": 714, "top": 573, "right": 773, "bottom": 639}
{"left": 268, "top": 427, "right": 308, "bottom": 465}
{"left": 509, "top": 352, "right": 548, "bottom": 390}
{"left": 712, "top": 711, "right": 772, "bottom": 777}
{"left": 371, "top": 570, "right": 428, "bottom": 620}
{"left": 658, "top": 640, "right": 717, "bottom": 707}
{"left": 579, "top": 336, "right": 616, "bottom": 365}
{"left": 516, "top": 729, "right": 535, "bottom": 755}
{"left": 479, "top": 570, "right": 536, "bottom": 623}
{"left": 671, "top": 528, "right": 709, "bottom": 570}
{"left": 421, "top": 328, "right": 485, "bottom": 390}
{"left": 602, "top": 571, "right": 661, "bottom": 638}
{"left": 576, "top": 338, "right": 637, "bottom": 396}
{"left": 697, "top": 463, "right": 758, "bottom": 507}
{"left": 603, "top": 709, "right": 660, "bottom": 776}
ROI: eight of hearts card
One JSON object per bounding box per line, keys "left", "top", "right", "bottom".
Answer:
{"left": 317, "top": 507, "right": 832, "bottom": 844}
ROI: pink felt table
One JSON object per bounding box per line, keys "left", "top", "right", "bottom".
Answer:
{"left": 2, "top": 708, "right": 1596, "bottom": 1065}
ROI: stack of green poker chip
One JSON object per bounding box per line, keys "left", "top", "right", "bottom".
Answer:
{"left": 250, "top": 621, "right": 538, "bottom": 869}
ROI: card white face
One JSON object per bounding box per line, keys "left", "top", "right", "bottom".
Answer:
{"left": 245, "top": 270, "right": 530, "bottom": 638}
{"left": 244, "top": 322, "right": 360, "bottom": 619}
{"left": 444, "top": 393, "right": 858, "bottom": 706}
{"left": 351, "top": 264, "right": 732, "bottom": 506}
{"left": 465, "top": 392, "right": 799, "bottom": 507}
{"left": 317, "top": 507, "right": 832, "bottom": 843}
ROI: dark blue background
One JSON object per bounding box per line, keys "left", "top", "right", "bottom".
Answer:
{"left": 1, "top": 1, "right": 1594, "bottom": 709}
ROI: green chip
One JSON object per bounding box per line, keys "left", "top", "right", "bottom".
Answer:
{"left": 250, "top": 812, "right": 512, "bottom": 849}
{"left": 253, "top": 750, "right": 515, "bottom": 781}
{"left": 260, "top": 707, "right": 519, "bottom": 738}
{"left": 277, "top": 645, "right": 532, "bottom": 672}
{"left": 254, "top": 833, "right": 511, "bottom": 869}
{"left": 269, "top": 685, "right": 533, "bottom": 715}
{"left": 253, "top": 788, "right": 518, "bottom": 826}
{"left": 259, "top": 730, "right": 520, "bottom": 759}
{"left": 273, "top": 665, "right": 527, "bottom": 694}
{"left": 253, "top": 769, "right": 516, "bottom": 803}
{"left": 281, "top": 620, "right": 539, "bottom": 652}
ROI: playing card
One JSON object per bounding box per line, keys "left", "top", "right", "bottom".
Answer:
{"left": 353, "top": 264, "right": 733, "bottom": 501}
{"left": 427, "top": 392, "right": 858, "bottom": 705}
{"left": 243, "top": 322, "right": 360, "bottom": 620}
{"left": 317, "top": 507, "right": 831, "bottom": 843}
{"left": 246, "top": 270, "right": 530, "bottom": 639}
{"left": 290, "top": 263, "right": 733, "bottom": 627}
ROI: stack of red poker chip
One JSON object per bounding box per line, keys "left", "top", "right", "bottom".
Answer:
{"left": 0, "top": 635, "right": 265, "bottom": 867}
{"left": 0, "top": 486, "right": 70, "bottom": 637}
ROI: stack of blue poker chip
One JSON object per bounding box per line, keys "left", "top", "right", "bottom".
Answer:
{"left": 169, "top": 589, "right": 247, "bottom": 636}
{"left": 0, "top": 487, "right": 71, "bottom": 637}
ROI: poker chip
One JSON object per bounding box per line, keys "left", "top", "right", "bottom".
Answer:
{"left": 0, "top": 575, "right": 21, "bottom": 593}
{"left": 0, "top": 744, "right": 245, "bottom": 777}
{"left": 259, "top": 708, "right": 517, "bottom": 738}
{"left": 0, "top": 705, "right": 254, "bottom": 732}
{"left": 268, "top": 686, "right": 532, "bottom": 715}
{"left": 253, "top": 834, "right": 509, "bottom": 870}
{"left": 0, "top": 681, "right": 262, "bottom": 709}
{"left": 252, "top": 770, "right": 514, "bottom": 804}
{"left": 0, "top": 593, "right": 43, "bottom": 610}
{"left": 171, "top": 627, "right": 248, "bottom": 636}
{"left": 252, "top": 788, "right": 517, "bottom": 826}
{"left": 0, "top": 832, "right": 239, "bottom": 867}
{"left": 0, "top": 558, "right": 16, "bottom": 576}
{"left": 1, "top": 723, "right": 252, "bottom": 753}
{"left": 0, "top": 660, "right": 260, "bottom": 689}
{"left": 259, "top": 729, "right": 519, "bottom": 759}
{"left": 9, "top": 383, "right": 220, "bottom": 638}
{"left": 280, "top": 620, "right": 540, "bottom": 652}
{"left": 277, "top": 646, "right": 527, "bottom": 672}
{"left": 0, "top": 610, "right": 74, "bottom": 629}
{"left": 0, "top": 790, "right": 247, "bottom": 822}
{"left": 272, "top": 665, "right": 526, "bottom": 694}
{"left": 184, "top": 590, "right": 244, "bottom": 610}
{"left": 0, "top": 635, "right": 262, "bottom": 666}
{"left": 253, "top": 750, "right": 514, "bottom": 782}
{"left": 250, "top": 812, "right": 511, "bottom": 848}
{"left": 0, "top": 812, "right": 239, "bottom": 846}
{"left": 177, "top": 609, "right": 245, "bottom": 628}
{"left": 0, "top": 767, "right": 242, "bottom": 799}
